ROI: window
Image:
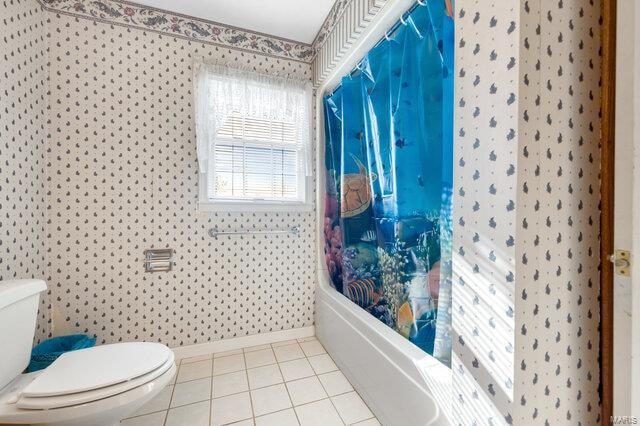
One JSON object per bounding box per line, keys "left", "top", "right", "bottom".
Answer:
{"left": 210, "top": 113, "right": 302, "bottom": 202}
{"left": 194, "top": 62, "right": 312, "bottom": 211}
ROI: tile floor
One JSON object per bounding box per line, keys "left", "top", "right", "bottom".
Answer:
{"left": 121, "top": 337, "right": 380, "bottom": 426}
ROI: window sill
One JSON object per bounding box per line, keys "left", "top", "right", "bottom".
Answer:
{"left": 198, "top": 200, "right": 313, "bottom": 213}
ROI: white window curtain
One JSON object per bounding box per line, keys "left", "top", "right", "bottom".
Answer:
{"left": 194, "top": 60, "right": 313, "bottom": 183}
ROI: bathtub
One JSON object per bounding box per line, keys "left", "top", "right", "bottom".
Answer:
{"left": 313, "top": 2, "right": 453, "bottom": 424}
{"left": 315, "top": 271, "right": 452, "bottom": 426}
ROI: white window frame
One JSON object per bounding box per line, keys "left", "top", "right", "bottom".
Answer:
{"left": 195, "top": 64, "right": 313, "bottom": 213}
{"left": 198, "top": 134, "right": 313, "bottom": 212}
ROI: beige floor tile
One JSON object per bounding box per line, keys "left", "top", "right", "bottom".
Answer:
{"left": 273, "top": 343, "right": 305, "bottom": 363}
{"left": 213, "top": 353, "right": 246, "bottom": 376}
{"left": 244, "top": 343, "right": 271, "bottom": 353}
{"left": 176, "top": 359, "right": 213, "bottom": 383}
{"left": 247, "top": 364, "right": 284, "bottom": 389}
{"left": 331, "top": 392, "right": 373, "bottom": 425}
{"left": 245, "top": 348, "right": 276, "bottom": 368}
{"left": 272, "top": 339, "right": 298, "bottom": 347}
{"left": 228, "top": 420, "right": 255, "bottom": 426}
{"left": 285, "top": 376, "right": 327, "bottom": 406}
{"left": 299, "top": 340, "right": 326, "bottom": 357}
{"left": 318, "top": 371, "right": 353, "bottom": 396}
{"left": 165, "top": 336, "right": 379, "bottom": 426}
{"left": 170, "top": 377, "right": 211, "bottom": 408}
{"left": 250, "top": 383, "right": 292, "bottom": 417}
{"left": 255, "top": 408, "right": 300, "bottom": 426}
{"left": 128, "top": 385, "right": 173, "bottom": 417}
{"left": 295, "top": 399, "right": 343, "bottom": 426}
{"left": 213, "top": 348, "right": 243, "bottom": 358}
{"left": 279, "top": 358, "right": 315, "bottom": 382}
{"left": 353, "top": 418, "right": 381, "bottom": 425}
{"left": 165, "top": 400, "right": 210, "bottom": 426}
{"left": 210, "top": 392, "right": 253, "bottom": 426}
{"left": 180, "top": 354, "right": 212, "bottom": 365}
{"left": 120, "top": 411, "right": 167, "bottom": 426}
{"left": 212, "top": 370, "right": 249, "bottom": 398}
{"left": 307, "top": 354, "right": 338, "bottom": 375}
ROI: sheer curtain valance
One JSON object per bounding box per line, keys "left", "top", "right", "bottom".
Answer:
{"left": 194, "top": 60, "right": 313, "bottom": 175}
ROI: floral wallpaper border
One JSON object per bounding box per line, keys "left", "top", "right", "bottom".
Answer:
{"left": 39, "top": 0, "right": 317, "bottom": 62}
{"left": 311, "top": 0, "right": 350, "bottom": 50}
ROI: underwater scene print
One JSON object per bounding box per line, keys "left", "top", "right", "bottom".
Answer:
{"left": 323, "top": 0, "right": 453, "bottom": 366}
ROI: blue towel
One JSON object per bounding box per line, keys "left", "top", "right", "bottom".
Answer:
{"left": 28, "top": 334, "right": 96, "bottom": 372}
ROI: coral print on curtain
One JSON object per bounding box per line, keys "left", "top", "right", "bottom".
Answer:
{"left": 323, "top": 0, "right": 454, "bottom": 365}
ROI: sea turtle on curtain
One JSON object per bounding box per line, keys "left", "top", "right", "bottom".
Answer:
{"left": 341, "top": 154, "right": 377, "bottom": 218}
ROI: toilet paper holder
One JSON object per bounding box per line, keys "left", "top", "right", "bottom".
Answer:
{"left": 143, "top": 248, "right": 173, "bottom": 273}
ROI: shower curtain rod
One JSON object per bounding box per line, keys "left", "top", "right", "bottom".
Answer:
{"left": 328, "top": 0, "right": 450, "bottom": 97}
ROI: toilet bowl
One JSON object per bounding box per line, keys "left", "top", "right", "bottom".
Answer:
{"left": 0, "top": 279, "right": 176, "bottom": 426}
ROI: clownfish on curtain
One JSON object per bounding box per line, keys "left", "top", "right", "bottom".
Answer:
{"left": 323, "top": 0, "right": 454, "bottom": 366}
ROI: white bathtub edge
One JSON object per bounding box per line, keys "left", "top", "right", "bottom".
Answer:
{"left": 315, "top": 275, "right": 452, "bottom": 426}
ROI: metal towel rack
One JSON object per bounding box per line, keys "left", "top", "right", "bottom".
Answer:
{"left": 208, "top": 225, "right": 300, "bottom": 238}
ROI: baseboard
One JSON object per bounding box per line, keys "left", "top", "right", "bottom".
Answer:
{"left": 171, "top": 326, "right": 316, "bottom": 362}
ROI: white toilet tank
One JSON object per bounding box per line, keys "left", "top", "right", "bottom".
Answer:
{"left": 0, "top": 279, "right": 47, "bottom": 390}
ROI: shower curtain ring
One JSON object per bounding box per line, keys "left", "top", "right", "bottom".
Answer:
{"left": 400, "top": 15, "right": 407, "bottom": 25}
{"left": 417, "top": 0, "right": 426, "bottom": 5}
{"left": 384, "top": 31, "right": 390, "bottom": 41}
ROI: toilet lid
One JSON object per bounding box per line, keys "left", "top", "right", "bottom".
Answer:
{"left": 16, "top": 353, "right": 175, "bottom": 410}
{"left": 21, "top": 342, "right": 172, "bottom": 398}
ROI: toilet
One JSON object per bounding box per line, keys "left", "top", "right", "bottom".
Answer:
{"left": 0, "top": 279, "right": 176, "bottom": 426}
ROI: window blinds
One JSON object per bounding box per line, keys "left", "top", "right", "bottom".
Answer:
{"left": 209, "top": 113, "right": 303, "bottom": 202}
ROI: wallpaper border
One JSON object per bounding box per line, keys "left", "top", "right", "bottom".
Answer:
{"left": 39, "top": 0, "right": 317, "bottom": 63}
{"left": 311, "top": 0, "right": 351, "bottom": 50}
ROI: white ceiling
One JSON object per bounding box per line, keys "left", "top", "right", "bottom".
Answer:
{"left": 134, "top": 0, "right": 336, "bottom": 44}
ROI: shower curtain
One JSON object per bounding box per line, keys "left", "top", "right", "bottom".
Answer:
{"left": 323, "top": 0, "right": 453, "bottom": 365}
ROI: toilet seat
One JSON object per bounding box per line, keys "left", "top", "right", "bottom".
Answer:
{"left": 16, "top": 342, "right": 174, "bottom": 410}
{"left": 0, "top": 362, "right": 176, "bottom": 426}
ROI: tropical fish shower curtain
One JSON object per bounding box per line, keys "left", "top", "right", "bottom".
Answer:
{"left": 323, "top": 0, "right": 453, "bottom": 365}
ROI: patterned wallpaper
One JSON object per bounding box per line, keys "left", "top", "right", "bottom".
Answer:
{"left": 452, "top": 0, "right": 602, "bottom": 425}
{"left": 0, "top": 0, "right": 50, "bottom": 342}
{"left": 453, "top": 2, "right": 518, "bottom": 423}
{"left": 515, "top": 0, "right": 602, "bottom": 424}
{"left": 40, "top": 0, "right": 315, "bottom": 62}
{"left": 45, "top": 12, "right": 316, "bottom": 346}
{"left": 1, "top": 0, "right": 604, "bottom": 422}
{"left": 517, "top": 0, "right": 544, "bottom": 422}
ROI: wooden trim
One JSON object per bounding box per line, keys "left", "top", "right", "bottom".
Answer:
{"left": 600, "top": 0, "right": 616, "bottom": 421}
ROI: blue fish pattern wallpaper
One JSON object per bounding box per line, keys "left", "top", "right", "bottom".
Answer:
{"left": 323, "top": 0, "right": 454, "bottom": 365}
